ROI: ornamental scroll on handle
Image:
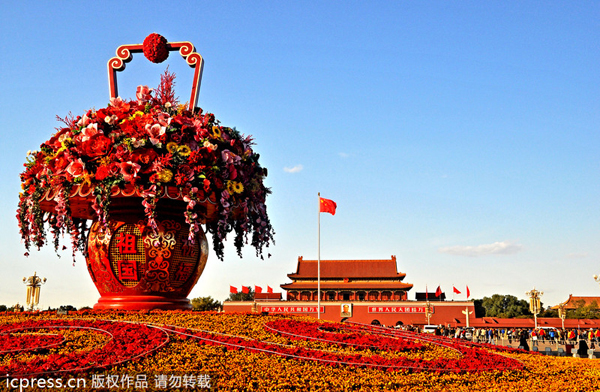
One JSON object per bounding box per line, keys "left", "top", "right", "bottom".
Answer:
{"left": 107, "top": 34, "right": 204, "bottom": 112}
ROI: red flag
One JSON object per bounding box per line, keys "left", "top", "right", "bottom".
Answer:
{"left": 466, "top": 286, "right": 470, "bottom": 298}
{"left": 319, "top": 197, "right": 337, "bottom": 215}
{"left": 255, "top": 286, "right": 263, "bottom": 294}
{"left": 453, "top": 286, "right": 461, "bottom": 294}
{"left": 241, "top": 286, "right": 249, "bottom": 294}
{"left": 229, "top": 286, "right": 238, "bottom": 294}
{"left": 435, "top": 286, "right": 442, "bottom": 297}
{"left": 267, "top": 286, "right": 273, "bottom": 293}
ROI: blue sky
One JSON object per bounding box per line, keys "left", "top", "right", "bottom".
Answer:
{"left": 1, "top": 1, "right": 599, "bottom": 309}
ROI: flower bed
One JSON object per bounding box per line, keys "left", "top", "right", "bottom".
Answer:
{"left": 1, "top": 311, "right": 600, "bottom": 391}
{"left": 0, "top": 319, "right": 168, "bottom": 377}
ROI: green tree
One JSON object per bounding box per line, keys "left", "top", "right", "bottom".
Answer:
{"left": 191, "top": 296, "right": 222, "bottom": 311}
{"left": 480, "top": 294, "right": 532, "bottom": 318}
{"left": 226, "top": 286, "right": 254, "bottom": 302}
{"left": 0, "top": 305, "right": 6, "bottom": 312}
{"left": 539, "top": 306, "right": 558, "bottom": 318}
{"left": 567, "top": 300, "right": 600, "bottom": 319}
{"left": 474, "top": 299, "right": 486, "bottom": 317}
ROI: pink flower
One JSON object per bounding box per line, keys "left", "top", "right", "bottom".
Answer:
{"left": 221, "top": 150, "right": 235, "bottom": 164}
{"left": 66, "top": 159, "right": 85, "bottom": 178}
{"left": 109, "top": 96, "right": 125, "bottom": 107}
{"left": 136, "top": 85, "right": 153, "bottom": 104}
{"left": 76, "top": 114, "right": 91, "bottom": 128}
{"left": 119, "top": 161, "right": 141, "bottom": 183}
{"left": 156, "top": 112, "right": 172, "bottom": 127}
{"left": 104, "top": 114, "right": 118, "bottom": 125}
{"left": 145, "top": 123, "right": 166, "bottom": 145}
{"left": 79, "top": 123, "right": 99, "bottom": 143}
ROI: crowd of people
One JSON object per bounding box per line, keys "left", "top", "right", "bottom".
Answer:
{"left": 391, "top": 324, "right": 599, "bottom": 357}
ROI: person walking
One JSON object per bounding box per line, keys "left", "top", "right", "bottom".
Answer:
{"left": 519, "top": 330, "right": 529, "bottom": 351}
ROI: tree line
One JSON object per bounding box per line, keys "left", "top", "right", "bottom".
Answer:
{"left": 474, "top": 294, "right": 600, "bottom": 319}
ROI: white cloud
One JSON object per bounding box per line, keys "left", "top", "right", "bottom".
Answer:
{"left": 438, "top": 241, "right": 523, "bottom": 257}
{"left": 284, "top": 164, "right": 303, "bottom": 173}
{"left": 338, "top": 152, "right": 350, "bottom": 158}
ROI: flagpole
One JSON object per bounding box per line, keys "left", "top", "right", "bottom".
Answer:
{"left": 317, "top": 192, "right": 321, "bottom": 320}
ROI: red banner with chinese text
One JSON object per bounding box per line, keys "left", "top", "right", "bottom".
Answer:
{"left": 368, "top": 306, "right": 431, "bottom": 313}
{"left": 260, "top": 306, "right": 325, "bottom": 313}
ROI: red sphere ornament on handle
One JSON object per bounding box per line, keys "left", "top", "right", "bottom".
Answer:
{"left": 107, "top": 33, "right": 204, "bottom": 112}
{"left": 143, "top": 33, "right": 169, "bottom": 63}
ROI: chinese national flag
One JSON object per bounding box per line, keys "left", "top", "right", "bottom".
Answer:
{"left": 319, "top": 197, "right": 337, "bottom": 215}
{"left": 229, "top": 286, "right": 238, "bottom": 294}
{"left": 242, "top": 286, "right": 249, "bottom": 294}
{"left": 466, "top": 286, "right": 471, "bottom": 298}
{"left": 255, "top": 286, "right": 263, "bottom": 294}
{"left": 435, "top": 286, "right": 442, "bottom": 297}
{"left": 453, "top": 286, "right": 461, "bottom": 294}
{"left": 267, "top": 286, "right": 273, "bottom": 293}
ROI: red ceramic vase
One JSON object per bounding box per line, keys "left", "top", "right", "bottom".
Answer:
{"left": 86, "top": 212, "right": 208, "bottom": 311}
{"left": 40, "top": 185, "right": 214, "bottom": 310}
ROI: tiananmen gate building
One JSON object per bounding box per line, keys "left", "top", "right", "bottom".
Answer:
{"left": 282, "top": 256, "right": 412, "bottom": 302}
{"left": 224, "top": 256, "right": 476, "bottom": 327}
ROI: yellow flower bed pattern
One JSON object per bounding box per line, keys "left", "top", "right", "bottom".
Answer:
{"left": 1, "top": 311, "right": 599, "bottom": 391}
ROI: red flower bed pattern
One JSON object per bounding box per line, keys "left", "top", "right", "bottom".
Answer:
{"left": 0, "top": 332, "right": 65, "bottom": 353}
{"left": 0, "top": 319, "right": 169, "bottom": 377}
{"left": 0, "top": 314, "right": 522, "bottom": 379}
{"left": 2, "top": 312, "right": 598, "bottom": 391}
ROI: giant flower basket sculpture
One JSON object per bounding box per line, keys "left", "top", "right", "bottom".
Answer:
{"left": 17, "top": 34, "right": 274, "bottom": 310}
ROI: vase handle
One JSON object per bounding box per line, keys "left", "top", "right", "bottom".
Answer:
{"left": 107, "top": 39, "right": 204, "bottom": 112}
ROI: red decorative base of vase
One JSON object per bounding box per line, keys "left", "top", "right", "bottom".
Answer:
{"left": 93, "top": 295, "right": 192, "bottom": 310}
{"left": 86, "top": 214, "right": 208, "bottom": 311}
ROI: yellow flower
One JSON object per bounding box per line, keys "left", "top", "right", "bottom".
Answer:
{"left": 166, "top": 142, "right": 179, "bottom": 154}
{"left": 227, "top": 181, "right": 235, "bottom": 194}
{"left": 233, "top": 182, "right": 244, "bottom": 194}
{"left": 132, "top": 111, "right": 145, "bottom": 119}
{"left": 177, "top": 145, "right": 191, "bottom": 157}
{"left": 227, "top": 181, "right": 244, "bottom": 194}
{"left": 157, "top": 169, "right": 173, "bottom": 183}
{"left": 81, "top": 173, "right": 93, "bottom": 187}
{"left": 98, "top": 156, "right": 112, "bottom": 166}
{"left": 211, "top": 126, "right": 222, "bottom": 139}
{"left": 121, "top": 111, "right": 146, "bottom": 124}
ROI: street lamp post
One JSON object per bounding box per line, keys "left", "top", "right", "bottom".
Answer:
{"left": 557, "top": 302, "right": 567, "bottom": 331}
{"left": 23, "top": 272, "right": 46, "bottom": 311}
{"left": 557, "top": 302, "right": 567, "bottom": 348}
{"left": 526, "top": 288, "right": 543, "bottom": 329}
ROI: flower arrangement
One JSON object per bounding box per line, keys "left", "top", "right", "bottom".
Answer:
{"left": 17, "top": 70, "right": 274, "bottom": 261}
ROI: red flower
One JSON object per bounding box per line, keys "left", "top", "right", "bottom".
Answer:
{"left": 119, "top": 161, "right": 141, "bottom": 183}
{"left": 131, "top": 148, "right": 159, "bottom": 170}
{"left": 66, "top": 159, "right": 85, "bottom": 178}
{"left": 81, "top": 134, "right": 112, "bottom": 158}
{"left": 49, "top": 152, "right": 70, "bottom": 174}
{"left": 143, "top": 33, "right": 169, "bottom": 63}
{"left": 95, "top": 165, "right": 110, "bottom": 180}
